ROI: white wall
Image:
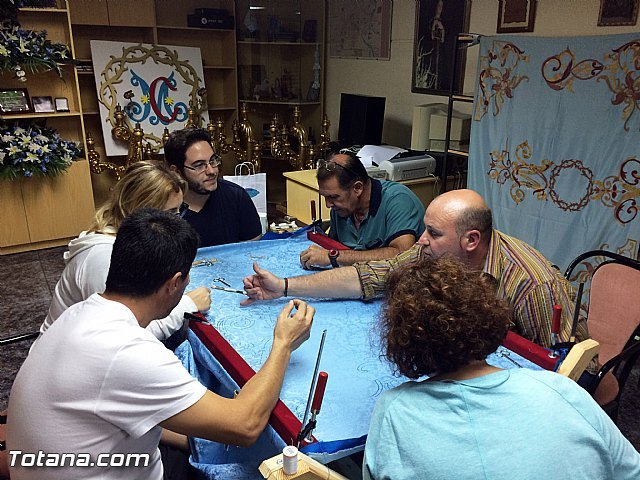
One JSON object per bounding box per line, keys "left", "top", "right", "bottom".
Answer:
{"left": 324, "top": 0, "right": 640, "bottom": 148}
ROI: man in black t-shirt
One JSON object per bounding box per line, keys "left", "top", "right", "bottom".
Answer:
{"left": 164, "top": 128, "right": 261, "bottom": 247}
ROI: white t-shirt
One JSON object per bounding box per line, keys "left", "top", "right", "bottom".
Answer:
{"left": 41, "top": 231, "right": 197, "bottom": 340}
{"left": 8, "top": 293, "right": 207, "bottom": 480}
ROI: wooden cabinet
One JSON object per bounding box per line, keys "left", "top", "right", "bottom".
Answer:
{"left": 0, "top": 0, "right": 96, "bottom": 254}
{"left": 235, "top": 0, "right": 325, "bottom": 136}
{"left": 235, "top": 0, "right": 326, "bottom": 206}
{"left": 0, "top": 162, "right": 96, "bottom": 254}
{"left": 67, "top": 0, "right": 239, "bottom": 204}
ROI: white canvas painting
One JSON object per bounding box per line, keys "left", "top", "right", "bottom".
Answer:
{"left": 91, "top": 40, "right": 209, "bottom": 156}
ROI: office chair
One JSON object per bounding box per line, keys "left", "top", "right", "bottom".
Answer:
{"left": 565, "top": 250, "right": 640, "bottom": 421}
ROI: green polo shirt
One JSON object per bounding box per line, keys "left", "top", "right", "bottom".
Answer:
{"left": 329, "top": 179, "right": 425, "bottom": 250}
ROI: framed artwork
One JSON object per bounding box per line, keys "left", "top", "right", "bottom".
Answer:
{"left": 328, "top": 0, "right": 392, "bottom": 60}
{"left": 0, "top": 88, "right": 31, "bottom": 114}
{"left": 54, "top": 97, "right": 70, "bottom": 112}
{"left": 412, "top": 0, "right": 471, "bottom": 95}
{"left": 32, "top": 96, "right": 55, "bottom": 113}
{"left": 598, "top": 0, "right": 639, "bottom": 26}
{"left": 90, "top": 40, "right": 207, "bottom": 156}
{"left": 497, "top": 0, "right": 537, "bottom": 33}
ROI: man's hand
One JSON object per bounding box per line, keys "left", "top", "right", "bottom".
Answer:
{"left": 274, "top": 299, "right": 314, "bottom": 352}
{"left": 186, "top": 286, "right": 211, "bottom": 312}
{"left": 241, "top": 262, "right": 285, "bottom": 306}
{"left": 299, "top": 244, "right": 330, "bottom": 269}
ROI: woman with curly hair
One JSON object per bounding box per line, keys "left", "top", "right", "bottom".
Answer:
{"left": 39, "top": 161, "right": 211, "bottom": 341}
{"left": 364, "top": 256, "right": 640, "bottom": 480}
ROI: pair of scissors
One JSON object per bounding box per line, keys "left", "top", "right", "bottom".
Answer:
{"left": 498, "top": 349, "right": 523, "bottom": 368}
{"left": 210, "top": 284, "right": 247, "bottom": 295}
{"left": 211, "top": 277, "right": 231, "bottom": 287}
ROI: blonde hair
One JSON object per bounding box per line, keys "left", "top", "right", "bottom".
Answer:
{"left": 90, "top": 161, "right": 186, "bottom": 233}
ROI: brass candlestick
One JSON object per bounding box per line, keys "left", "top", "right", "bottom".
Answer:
{"left": 210, "top": 102, "right": 331, "bottom": 172}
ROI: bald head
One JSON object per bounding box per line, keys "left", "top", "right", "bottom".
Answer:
{"left": 430, "top": 189, "right": 492, "bottom": 244}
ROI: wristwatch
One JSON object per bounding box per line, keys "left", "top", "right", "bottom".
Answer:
{"left": 328, "top": 249, "right": 340, "bottom": 268}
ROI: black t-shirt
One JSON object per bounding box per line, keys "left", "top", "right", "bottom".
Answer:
{"left": 183, "top": 178, "right": 262, "bottom": 248}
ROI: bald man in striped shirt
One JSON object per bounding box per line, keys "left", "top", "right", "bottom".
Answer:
{"left": 243, "top": 189, "right": 590, "bottom": 356}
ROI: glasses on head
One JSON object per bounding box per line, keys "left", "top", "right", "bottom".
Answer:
{"left": 184, "top": 155, "right": 221, "bottom": 174}
{"left": 316, "top": 158, "right": 360, "bottom": 178}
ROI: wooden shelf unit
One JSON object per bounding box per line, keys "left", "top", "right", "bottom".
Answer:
{"left": 1, "top": 0, "right": 96, "bottom": 254}
{"left": 66, "top": 0, "right": 239, "bottom": 203}
{"left": 235, "top": 0, "right": 326, "bottom": 143}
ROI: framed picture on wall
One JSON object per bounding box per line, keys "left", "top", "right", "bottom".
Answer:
{"left": 497, "top": 0, "right": 537, "bottom": 33}
{"left": 0, "top": 88, "right": 31, "bottom": 114}
{"left": 412, "top": 0, "right": 471, "bottom": 95}
{"left": 598, "top": 0, "right": 639, "bottom": 26}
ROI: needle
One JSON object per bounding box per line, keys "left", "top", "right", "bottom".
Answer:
{"left": 210, "top": 285, "right": 247, "bottom": 295}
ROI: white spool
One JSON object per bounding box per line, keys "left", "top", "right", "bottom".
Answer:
{"left": 282, "top": 445, "right": 298, "bottom": 475}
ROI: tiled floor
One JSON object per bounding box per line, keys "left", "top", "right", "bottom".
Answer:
{"left": 1, "top": 245, "right": 639, "bottom": 452}
{"left": 0, "top": 246, "right": 66, "bottom": 410}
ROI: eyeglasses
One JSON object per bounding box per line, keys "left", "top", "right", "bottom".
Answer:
{"left": 184, "top": 156, "right": 221, "bottom": 174}
{"left": 316, "top": 159, "right": 360, "bottom": 178}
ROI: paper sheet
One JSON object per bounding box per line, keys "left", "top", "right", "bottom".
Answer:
{"left": 356, "top": 145, "right": 407, "bottom": 167}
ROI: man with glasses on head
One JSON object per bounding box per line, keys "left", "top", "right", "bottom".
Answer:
{"left": 164, "top": 128, "right": 262, "bottom": 247}
{"left": 299, "top": 151, "right": 425, "bottom": 268}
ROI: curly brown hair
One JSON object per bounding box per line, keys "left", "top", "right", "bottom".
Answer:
{"left": 381, "top": 256, "right": 511, "bottom": 378}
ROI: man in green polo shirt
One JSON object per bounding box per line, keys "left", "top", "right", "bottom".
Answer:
{"left": 299, "top": 151, "right": 425, "bottom": 268}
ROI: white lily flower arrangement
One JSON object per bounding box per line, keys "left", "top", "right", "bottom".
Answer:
{"left": 0, "top": 121, "right": 83, "bottom": 180}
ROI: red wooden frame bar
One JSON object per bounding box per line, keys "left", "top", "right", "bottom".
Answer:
{"left": 307, "top": 231, "right": 349, "bottom": 251}
{"left": 504, "top": 331, "right": 558, "bottom": 371}
{"left": 190, "top": 317, "right": 315, "bottom": 446}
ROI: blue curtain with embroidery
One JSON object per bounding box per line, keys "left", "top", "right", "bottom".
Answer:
{"left": 468, "top": 34, "right": 640, "bottom": 281}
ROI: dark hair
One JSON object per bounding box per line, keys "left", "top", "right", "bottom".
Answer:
{"left": 455, "top": 206, "right": 493, "bottom": 244}
{"left": 317, "top": 151, "right": 369, "bottom": 189}
{"left": 381, "top": 256, "right": 511, "bottom": 378}
{"left": 105, "top": 208, "right": 199, "bottom": 297}
{"left": 163, "top": 128, "right": 212, "bottom": 171}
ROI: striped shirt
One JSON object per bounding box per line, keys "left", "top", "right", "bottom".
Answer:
{"left": 354, "top": 230, "right": 590, "bottom": 351}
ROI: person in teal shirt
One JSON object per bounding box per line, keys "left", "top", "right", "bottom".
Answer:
{"left": 364, "top": 257, "right": 640, "bottom": 480}
{"left": 299, "top": 151, "right": 425, "bottom": 268}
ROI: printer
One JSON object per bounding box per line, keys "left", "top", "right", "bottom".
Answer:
{"left": 378, "top": 152, "right": 436, "bottom": 181}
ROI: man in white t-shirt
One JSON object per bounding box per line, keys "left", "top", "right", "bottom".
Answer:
{"left": 7, "top": 208, "right": 314, "bottom": 480}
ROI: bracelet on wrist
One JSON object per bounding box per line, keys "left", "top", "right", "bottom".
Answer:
{"left": 283, "top": 277, "right": 289, "bottom": 297}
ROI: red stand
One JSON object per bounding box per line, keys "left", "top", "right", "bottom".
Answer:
{"left": 189, "top": 317, "right": 316, "bottom": 446}
{"left": 503, "top": 331, "right": 559, "bottom": 371}
{"left": 307, "top": 231, "right": 350, "bottom": 251}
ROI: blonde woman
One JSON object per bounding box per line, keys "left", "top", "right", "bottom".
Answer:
{"left": 40, "top": 161, "right": 210, "bottom": 340}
